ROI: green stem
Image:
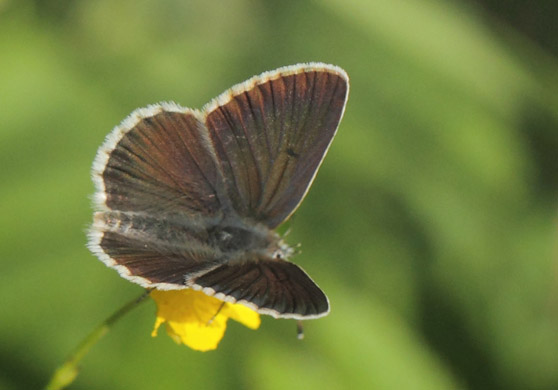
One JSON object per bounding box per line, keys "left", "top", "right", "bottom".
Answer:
{"left": 45, "top": 291, "right": 150, "bottom": 390}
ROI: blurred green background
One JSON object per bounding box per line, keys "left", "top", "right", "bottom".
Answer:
{"left": 2, "top": 0, "right": 558, "bottom": 389}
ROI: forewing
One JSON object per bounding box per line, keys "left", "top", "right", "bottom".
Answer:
{"left": 92, "top": 103, "right": 227, "bottom": 216}
{"left": 192, "top": 258, "right": 330, "bottom": 319}
{"left": 204, "top": 63, "right": 349, "bottom": 228}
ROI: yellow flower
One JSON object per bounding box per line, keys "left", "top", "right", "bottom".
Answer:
{"left": 150, "top": 289, "right": 261, "bottom": 352}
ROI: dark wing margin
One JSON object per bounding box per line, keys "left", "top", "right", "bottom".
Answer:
{"left": 191, "top": 258, "right": 330, "bottom": 319}
{"left": 203, "top": 63, "right": 349, "bottom": 228}
{"left": 91, "top": 102, "right": 228, "bottom": 216}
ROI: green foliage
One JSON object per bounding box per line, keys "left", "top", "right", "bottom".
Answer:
{"left": 1, "top": 0, "right": 557, "bottom": 389}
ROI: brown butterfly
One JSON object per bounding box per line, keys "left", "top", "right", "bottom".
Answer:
{"left": 88, "top": 63, "right": 349, "bottom": 320}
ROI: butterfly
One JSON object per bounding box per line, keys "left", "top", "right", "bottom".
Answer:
{"left": 87, "top": 63, "right": 349, "bottom": 320}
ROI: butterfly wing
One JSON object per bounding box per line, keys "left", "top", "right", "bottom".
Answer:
{"left": 88, "top": 104, "right": 229, "bottom": 287}
{"left": 92, "top": 213, "right": 222, "bottom": 288}
{"left": 203, "top": 63, "right": 349, "bottom": 228}
{"left": 192, "top": 258, "right": 329, "bottom": 319}
{"left": 92, "top": 103, "right": 228, "bottom": 216}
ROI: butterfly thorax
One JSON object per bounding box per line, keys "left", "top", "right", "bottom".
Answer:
{"left": 208, "top": 223, "right": 294, "bottom": 264}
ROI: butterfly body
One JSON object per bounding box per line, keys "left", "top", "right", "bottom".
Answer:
{"left": 95, "top": 205, "right": 290, "bottom": 260}
{"left": 88, "top": 63, "right": 349, "bottom": 320}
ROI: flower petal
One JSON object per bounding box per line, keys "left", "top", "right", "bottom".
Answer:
{"left": 222, "top": 302, "right": 261, "bottom": 330}
{"left": 150, "top": 289, "right": 260, "bottom": 351}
